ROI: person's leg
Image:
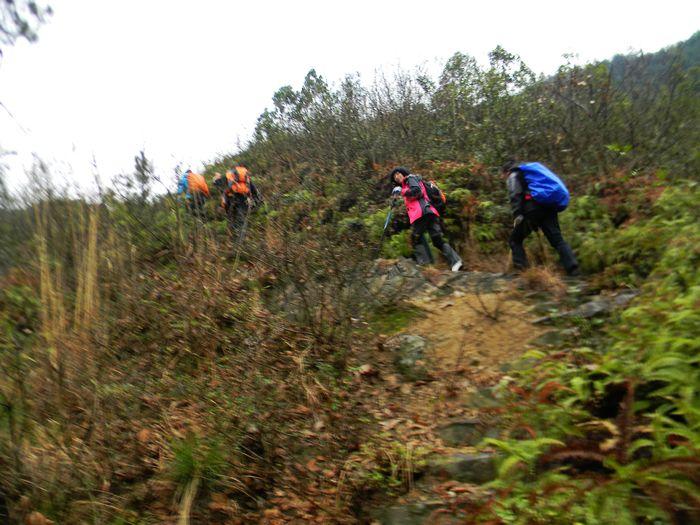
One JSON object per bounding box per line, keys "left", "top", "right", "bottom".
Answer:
{"left": 425, "top": 215, "right": 445, "bottom": 251}
{"left": 411, "top": 217, "right": 432, "bottom": 265}
{"left": 539, "top": 210, "right": 579, "bottom": 274}
{"left": 426, "top": 215, "right": 462, "bottom": 271}
{"left": 193, "top": 193, "right": 205, "bottom": 219}
{"left": 235, "top": 200, "right": 250, "bottom": 245}
{"left": 509, "top": 217, "right": 532, "bottom": 270}
{"left": 225, "top": 196, "right": 236, "bottom": 232}
{"left": 421, "top": 234, "right": 435, "bottom": 263}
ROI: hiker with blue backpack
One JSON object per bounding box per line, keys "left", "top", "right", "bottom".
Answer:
{"left": 502, "top": 160, "right": 579, "bottom": 275}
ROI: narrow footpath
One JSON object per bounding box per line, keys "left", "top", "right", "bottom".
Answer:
{"left": 355, "top": 259, "right": 632, "bottom": 524}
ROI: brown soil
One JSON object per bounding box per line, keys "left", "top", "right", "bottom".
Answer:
{"left": 371, "top": 288, "right": 545, "bottom": 435}
{"left": 411, "top": 291, "right": 543, "bottom": 373}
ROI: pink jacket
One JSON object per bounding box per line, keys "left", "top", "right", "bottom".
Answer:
{"left": 402, "top": 175, "right": 439, "bottom": 224}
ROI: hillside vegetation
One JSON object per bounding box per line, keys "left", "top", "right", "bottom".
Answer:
{"left": 0, "top": 33, "right": 698, "bottom": 524}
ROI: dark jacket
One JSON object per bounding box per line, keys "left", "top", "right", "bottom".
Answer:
{"left": 507, "top": 170, "right": 538, "bottom": 218}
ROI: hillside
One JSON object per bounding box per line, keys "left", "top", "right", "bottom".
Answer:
{"left": 609, "top": 30, "right": 700, "bottom": 81}
{"left": 0, "top": 32, "right": 699, "bottom": 525}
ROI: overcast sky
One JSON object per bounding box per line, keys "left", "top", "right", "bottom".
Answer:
{"left": 0, "top": 0, "right": 698, "bottom": 191}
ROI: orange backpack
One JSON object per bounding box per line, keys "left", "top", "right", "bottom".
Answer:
{"left": 187, "top": 172, "right": 210, "bottom": 197}
{"left": 225, "top": 167, "right": 251, "bottom": 195}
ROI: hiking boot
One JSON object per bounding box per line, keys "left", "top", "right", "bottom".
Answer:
{"left": 441, "top": 244, "right": 463, "bottom": 272}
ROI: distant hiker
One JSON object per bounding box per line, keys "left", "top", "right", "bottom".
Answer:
{"left": 213, "top": 165, "right": 260, "bottom": 242}
{"left": 390, "top": 167, "right": 463, "bottom": 271}
{"left": 503, "top": 160, "right": 579, "bottom": 275}
{"left": 177, "top": 169, "right": 210, "bottom": 216}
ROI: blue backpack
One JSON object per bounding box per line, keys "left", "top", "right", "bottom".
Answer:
{"left": 518, "top": 162, "right": 570, "bottom": 211}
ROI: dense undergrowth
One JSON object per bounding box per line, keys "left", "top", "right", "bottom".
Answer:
{"left": 0, "top": 33, "right": 698, "bottom": 524}
{"left": 478, "top": 183, "right": 700, "bottom": 524}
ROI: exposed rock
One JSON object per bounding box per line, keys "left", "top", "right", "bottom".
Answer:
{"left": 437, "top": 419, "right": 500, "bottom": 447}
{"left": 530, "top": 328, "right": 579, "bottom": 347}
{"left": 565, "top": 299, "right": 611, "bottom": 319}
{"left": 370, "top": 260, "right": 512, "bottom": 305}
{"left": 529, "top": 301, "right": 559, "bottom": 316}
{"left": 424, "top": 270, "right": 454, "bottom": 289}
{"left": 534, "top": 290, "right": 639, "bottom": 324}
{"left": 465, "top": 387, "right": 501, "bottom": 409}
{"left": 373, "top": 500, "right": 448, "bottom": 525}
{"left": 385, "top": 334, "right": 430, "bottom": 381}
{"left": 444, "top": 272, "right": 509, "bottom": 294}
{"left": 370, "top": 258, "right": 440, "bottom": 303}
{"left": 611, "top": 290, "right": 639, "bottom": 307}
{"left": 564, "top": 279, "right": 589, "bottom": 297}
{"left": 427, "top": 452, "right": 498, "bottom": 484}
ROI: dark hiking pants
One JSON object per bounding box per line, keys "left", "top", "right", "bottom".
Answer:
{"left": 226, "top": 196, "right": 251, "bottom": 244}
{"left": 187, "top": 193, "right": 207, "bottom": 219}
{"left": 412, "top": 214, "right": 446, "bottom": 265}
{"left": 411, "top": 214, "right": 446, "bottom": 253}
{"left": 509, "top": 208, "right": 578, "bottom": 274}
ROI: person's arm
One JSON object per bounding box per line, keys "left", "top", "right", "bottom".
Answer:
{"left": 402, "top": 174, "right": 423, "bottom": 199}
{"left": 507, "top": 171, "right": 526, "bottom": 218}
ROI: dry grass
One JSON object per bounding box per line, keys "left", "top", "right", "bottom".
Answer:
{"left": 2, "top": 191, "right": 380, "bottom": 523}
{"left": 518, "top": 266, "right": 567, "bottom": 299}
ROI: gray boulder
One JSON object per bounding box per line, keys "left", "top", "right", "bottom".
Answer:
{"left": 531, "top": 328, "right": 580, "bottom": 347}
{"left": 534, "top": 290, "right": 639, "bottom": 324}
{"left": 374, "top": 501, "right": 447, "bottom": 525}
{"left": 427, "top": 452, "right": 498, "bottom": 484}
{"left": 437, "top": 419, "right": 500, "bottom": 447}
{"left": 445, "top": 272, "right": 509, "bottom": 294}
{"left": 385, "top": 334, "right": 430, "bottom": 381}
{"left": 369, "top": 258, "right": 439, "bottom": 303}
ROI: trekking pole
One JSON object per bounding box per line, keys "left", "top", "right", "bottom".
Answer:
{"left": 374, "top": 199, "right": 397, "bottom": 259}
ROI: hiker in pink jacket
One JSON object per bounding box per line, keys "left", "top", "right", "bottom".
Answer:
{"left": 390, "top": 167, "right": 463, "bottom": 271}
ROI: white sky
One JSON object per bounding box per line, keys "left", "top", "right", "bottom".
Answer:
{"left": 0, "top": 0, "right": 698, "bottom": 192}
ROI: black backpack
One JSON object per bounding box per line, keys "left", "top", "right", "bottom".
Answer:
{"left": 421, "top": 178, "right": 447, "bottom": 213}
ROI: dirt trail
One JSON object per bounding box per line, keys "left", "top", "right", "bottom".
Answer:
{"left": 387, "top": 284, "right": 545, "bottom": 428}
{"left": 362, "top": 271, "right": 548, "bottom": 523}
{"left": 410, "top": 291, "right": 542, "bottom": 374}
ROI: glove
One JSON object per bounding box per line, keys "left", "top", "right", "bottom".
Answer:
{"left": 513, "top": 215, "right": 525, "bottom": 228}
{"left": 391, "top": 186, "right": 402, "bottom": 197}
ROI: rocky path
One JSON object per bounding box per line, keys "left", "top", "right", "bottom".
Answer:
{"left": 361, "top": 259, "right": 636, "bottom": 524}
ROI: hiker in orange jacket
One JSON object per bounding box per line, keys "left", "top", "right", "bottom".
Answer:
{"left": 177, "top": 169, "right": 210, "bottom": 216}
{"left": 212, "top": 165, "right": 261, "bottom": 242}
